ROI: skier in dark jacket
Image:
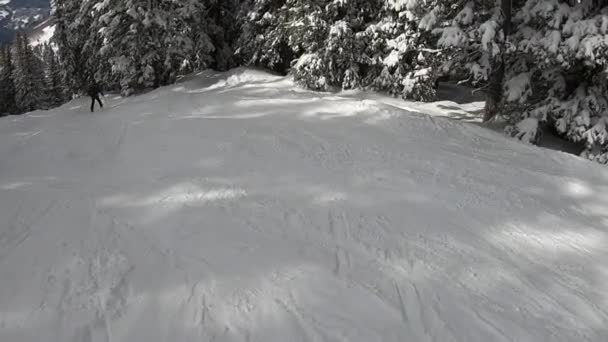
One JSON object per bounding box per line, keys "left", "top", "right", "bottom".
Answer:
{"left": 87, "top": 81, "right": 104, "bottom": 112}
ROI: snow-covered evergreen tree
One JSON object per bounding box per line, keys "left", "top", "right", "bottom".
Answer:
{"left": 89, "top": 0, "right": 216, "bottom": 94}
{"left": 0, "top": 45, "right": 17, "bottom": 115}
{"left": 239, "top": 0, "right": 441, "bottom": 99}
{"left": 12, "top": 31, "right": 45, "bottom": 112}
{"left": 42, "top": 43, "right": 65, "bottom": 107}
{"left": 291, "top": 0, "right": 442, "bottom": 100}
{"left": 291, "top": 0, "right": 376, "bottom": 90}
{"left": 207, "top": 0, "right": 242, "bottom": 71}
{"left": 426, "top": 0, "right": 608, "bottom": 164}
{"left": 423, "top": 0, "right": 514, "bottom": 115}
{"left": 51, "top": 0, "right": 97, "bottom": 94}
{"left": 504, "top": 0, "right": 608, "bottom": 163}
{"left": 236, "top": 0, "right": 294, "bottom": 73}
{"left": 370, "top": 0, "right": 444, "bottom": 101}
{"left": 51, "top": 0, "right": 219, "bottom": 95}
{"left": 95, "top": 0, "right": 167, "bottom": 94}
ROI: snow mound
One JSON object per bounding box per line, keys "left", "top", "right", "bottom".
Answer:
{"left": 1, "top": 69, "right": 607, "bottom": 342}
{"left": 202, "top": 67, "right": 284, "bottom": 91}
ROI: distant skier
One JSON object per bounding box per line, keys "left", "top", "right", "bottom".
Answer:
{"left": 87, "top": 81, "right": 104, "bottom": 112}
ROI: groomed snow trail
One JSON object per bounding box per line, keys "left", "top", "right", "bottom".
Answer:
{"left": 1, "top": 69, "right": 608, "bottom": 342}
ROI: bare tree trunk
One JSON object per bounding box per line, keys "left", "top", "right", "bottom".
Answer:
{"left": 502, "top": 0, "right": 512, "bottom": 36}
{"left": 483, "top": 0, "right": 511, "bottom": 122}
{"left": 484, "top": 62, "right": 504, "bottom": 122}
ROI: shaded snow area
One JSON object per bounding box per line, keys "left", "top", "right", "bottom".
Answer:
{"left": 1, "top": 69, "right": 608, "bottom": 342}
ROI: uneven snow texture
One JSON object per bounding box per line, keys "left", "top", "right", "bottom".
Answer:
{"left": 1, "top": 69, "right": 608, "bottom": 342}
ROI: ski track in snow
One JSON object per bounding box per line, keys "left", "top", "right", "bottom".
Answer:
{"left": 1, "top": 68, "right": 608, "bottom": 341}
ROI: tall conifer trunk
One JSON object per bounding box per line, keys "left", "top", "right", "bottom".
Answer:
{"left": 483, "top": 0, "right": 512, "bottom": 122}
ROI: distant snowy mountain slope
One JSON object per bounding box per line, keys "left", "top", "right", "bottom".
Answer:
{"left": 0, "top": 69, "right": 607, "bottom": 342}
{"left": 0, "top": 0, "right": 50, "bottom": 43}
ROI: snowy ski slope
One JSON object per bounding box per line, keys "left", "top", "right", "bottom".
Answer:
{"left": 1, "top": 69, "right": 607, "bottom": 341}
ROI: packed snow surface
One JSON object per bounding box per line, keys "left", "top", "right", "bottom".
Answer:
{"left": 1, "top": 69, "right": 608, "bottom": 342}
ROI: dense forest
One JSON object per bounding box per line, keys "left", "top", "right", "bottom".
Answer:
{"left": 1, "top": 0, "right": 607, "bottom": 164}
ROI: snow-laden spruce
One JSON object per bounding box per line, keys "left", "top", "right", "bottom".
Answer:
{"left": 0, "top": 45, "right": 17, "bottom": 114}
{"left": 238, "top": 0, "right": 441, "bottom": 100}
{"left": 11, "top": 31, "right": 45, "bottom": 113}
{"left": 424, "top": 0, "right": 608, "bottom": 164}
{"left": 51, "top": 0, "right": 239, "bottom": 96}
